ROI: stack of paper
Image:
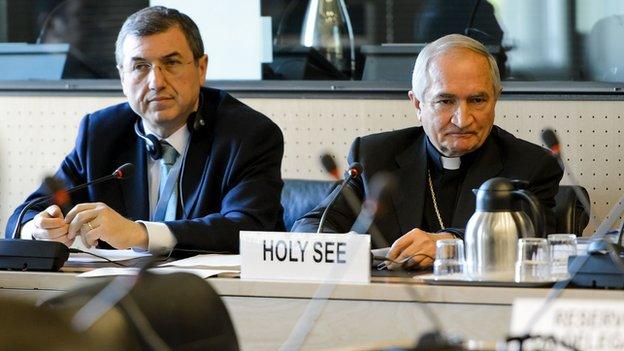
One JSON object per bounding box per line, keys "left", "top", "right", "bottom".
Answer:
{"left": 77, "top": 254, "right": 241, "bottom": 279}
{"left": 68, "top": 248, "right": 151, "bottom": 263}
{"left": 159, "top": 254, "right": 240, "bottom": 270}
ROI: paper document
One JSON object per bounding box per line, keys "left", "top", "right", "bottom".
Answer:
{"left": 78, "top": 267, "right": 237, "bottom": 279}
{"left": 68, "top": 249, "right": 151, "bottom": 263}
{"left": 159, "top": 254, "right": 240, "bottom": 269}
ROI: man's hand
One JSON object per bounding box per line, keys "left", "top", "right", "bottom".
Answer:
{"left": 23, "top": 205, "right": 73, "bottom": 246}
{"left": 65, "top": 202, "right": 148, "bottom": 250}
{"left": 385, "top": 228, "right": 456, "bottom": 270}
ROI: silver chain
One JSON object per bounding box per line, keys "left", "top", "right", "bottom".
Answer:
{"left": 427, "top": 169, "right": 445, "bottom": 230}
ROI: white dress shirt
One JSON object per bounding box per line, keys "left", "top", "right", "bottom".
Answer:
{"left": 136, "top": 122, "right": 189, "bottom": 255}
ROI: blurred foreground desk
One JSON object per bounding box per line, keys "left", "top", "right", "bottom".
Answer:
{"left": 0, "top": 270, "right": 622, "bottom": 350}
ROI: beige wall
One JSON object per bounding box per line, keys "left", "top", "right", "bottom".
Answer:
{"left": 1, "top": 94, "right": 622, "bottom": 235}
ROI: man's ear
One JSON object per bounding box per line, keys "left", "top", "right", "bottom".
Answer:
{"left": 198, "top": 54, "right": 208, "bottom": 83}
{"left": 117, "top": 66, "right": 128, "bottom": 97}
{"left": 408, "top": 90, "right": 422, "bottom": 120}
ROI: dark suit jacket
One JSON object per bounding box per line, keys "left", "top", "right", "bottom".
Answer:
{"left": 292, "top": 126, "right": 563, "bottom": 246}
{"left": 5, "top": 87, "right": 285, "bottom": 253}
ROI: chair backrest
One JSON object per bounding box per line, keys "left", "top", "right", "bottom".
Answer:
{"left": 554, "top": 185, "right": 590, "bottom": 235}
{"left": 281, "top": 179, "right": 337, "bottom": 231}
{"left": 281, "top": 180, "right": 591, "bottom": 235}
{"left": 45, "top": 272, "right": 240, "bottom": 350}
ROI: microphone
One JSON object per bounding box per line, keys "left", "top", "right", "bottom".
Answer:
{"left": 11, "top": 163, "right": 134, "bottom": 239}
{"left": 317, "top": 153, "right": 392, "bottom": 246}
{"left": 112, "top": 162, "right": 135, "bottom": 180}
{"left": 541, "top": 128, "right": 563, "bottom": 171}
{"left": 541, "top": 128, "right": 624, "bottom": 252}
{"left": 318, "top": 153, "right": 390, "bottom": 247}
{"left": 320, "top": 154, "right": 341, "bottom": 180}
{"left": 540, "top": 129, "right": 595, "bottom": 231}
{"left": 541, "top": 129, "right": 560, "bottom": 156}
{"left": 317, "top": 153, "right": 363, "bottom": 233}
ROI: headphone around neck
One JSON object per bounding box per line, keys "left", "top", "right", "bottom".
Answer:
{"left": 134, "top": 122, "right": 164, "bottom": 160}
{"left": 133, "top": 94, "right": 207, "bottom": 160}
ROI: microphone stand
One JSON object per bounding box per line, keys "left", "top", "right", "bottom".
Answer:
{"left": 11, "top": 164, "right": 132, "bottom": 239}
{"left": 317, "top": 162, "right": 363, "bottom": 233}
{"left": 506, "top": 130, "right": 624, "bottom": 350}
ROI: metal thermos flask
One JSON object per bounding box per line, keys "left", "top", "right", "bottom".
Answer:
{"left": 465, "top": 178, "right": 545, "bottom": 280}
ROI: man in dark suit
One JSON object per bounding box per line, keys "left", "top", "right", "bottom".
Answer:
{"left": 293, "top": 34, "right": 562, "bottom": 269}
{"left": 6, "top": 6, "right": 284, "bottom": 255}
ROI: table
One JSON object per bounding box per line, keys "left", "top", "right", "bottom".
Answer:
{"left": 0, "top": 269, "right": 622, "bottom": 350}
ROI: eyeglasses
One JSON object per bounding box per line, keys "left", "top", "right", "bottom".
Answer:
{"left": 119, "top": 58, "right": 196, "bottom": 81}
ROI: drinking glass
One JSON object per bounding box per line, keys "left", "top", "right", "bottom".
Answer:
{"left": 548, "top": 234, "right": 577, "bottom": 280}
{"left": 434, "top": 239, "right": 466, "bottom": 277}
{"left": 514, "top": 238, "right": 550, "bottom": 282}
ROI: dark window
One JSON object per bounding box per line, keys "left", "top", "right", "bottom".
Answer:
{"left": 1, "top": 0, "right": 624, "bottom": 83}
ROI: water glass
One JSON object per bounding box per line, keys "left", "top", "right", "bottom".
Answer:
{"left": 548, "top": 234, "right": 577, "bottom": 279}
{"left": 434, "top": 239, "right": 466, "bottom": 276}
{"left": 515, "top": 238, "right": 550, "bottom": 282}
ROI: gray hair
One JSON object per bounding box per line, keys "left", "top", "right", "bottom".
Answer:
{"left": 411, "top": 34, "right": 501, "bottom": 101}
{"left": 115, "top": 6, "right": 204, "bottom": 66}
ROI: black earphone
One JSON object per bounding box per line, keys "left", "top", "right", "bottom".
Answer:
{"left": 134, "top": 122, "right": 163, "bottom": 160}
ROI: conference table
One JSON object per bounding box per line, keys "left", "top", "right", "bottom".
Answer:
{"left": 0, "top": 263, "right": 622, "bottom": 350}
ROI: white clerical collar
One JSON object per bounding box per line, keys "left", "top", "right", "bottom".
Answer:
{"left": 441, "top": 156, "right": 461, "bottom": 170}
{"left": 142, "top": 122, "right": 190, "bottom": 156}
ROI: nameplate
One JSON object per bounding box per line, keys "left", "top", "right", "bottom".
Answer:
{"left": 240, "top": 231, "right": 370, "bottom": 284}
{"left": 510, "top": 298, "right": 624, "bottom": 351}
